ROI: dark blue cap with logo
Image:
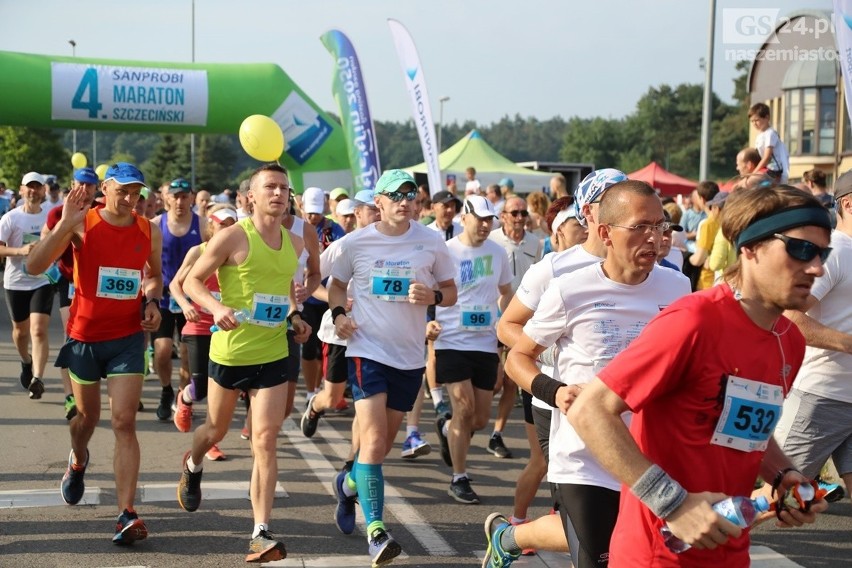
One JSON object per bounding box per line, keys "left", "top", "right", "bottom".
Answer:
{"left": 73, "top": 167, "right": 99, "bottom": 185}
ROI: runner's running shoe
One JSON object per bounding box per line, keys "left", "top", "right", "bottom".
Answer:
{"left": 482, "top": 513, "right": 520, "bottom": 568}
{"left": 112, "top": 509, "right": 148, "bottom": 545}
{"left": 61, "top": 449, "right": 89, "bottom": 505}
{"left": 368, "top": 527, "right": 401, "bottom": 567}
{"left": 177, "top": 450, "right": 203, "bottom": 512}
{"left": 332, "top": 469, "right": 358, "bottom": 535}
{"left": 157, "top": 387, "right": 174, "bottom": 421}
{"left": 300, "top": 397, "right": 324, "bottom": 438}
{"left": 205, "top": 444, "right": 226, "bottom": 461}
{"left": 436, "top": 416, "right": 453, "bottom": 467}
{"left": 401, "top": 431, "right": 431, "bottom": 459}
{"left": 449, "top": 476, "right": 480, "bottom": 504}
{"left": 28, "top": 377, "right": 45, "bottom": 399}
{"left": 246, "top": 529, "right": 286, "bottom": 563}
{"left": 487, "top": 433, "right": 513, "bottom": 459}
{"left": 818, "top": 478, "right": 846, "bottom": 503}
{"left": 19, "top": 360, "right": 33, "bottom": 390}
{"left": 173, "top": 389, "right": 192, "bottom": 432}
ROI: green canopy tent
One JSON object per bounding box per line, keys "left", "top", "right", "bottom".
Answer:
{"left": 403, "top": 129, "right": 553, "bottom": 193}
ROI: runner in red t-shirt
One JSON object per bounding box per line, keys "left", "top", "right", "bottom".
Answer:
{"left": 567, "top": 185, "right": 831, "bottom": 568}
{"left": 27, "top": 162, "right": 163, "bottom": 546}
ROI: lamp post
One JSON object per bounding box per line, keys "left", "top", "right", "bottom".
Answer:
{"left": 699, "top": 0, "right": 716, "bottom": 180}
{"left": 438, "top": 96, "right": 450, "bottom": 152}
{"left": 68, "top": 40, "right": 76, "bottom": 154}
{"left": 190, "top": 0, "right": 196, "bottom": 188}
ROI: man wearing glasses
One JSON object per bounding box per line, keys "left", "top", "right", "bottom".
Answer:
{"left": 329, "top": 169, "right": 457, "bottom": 567}
{"left": 487, "top": 181, "right": 690, "bottom": 568}
{"left": 151, "top": 177, "right": 205, "bottom": 424}
{"left": 567, "top": 185, "right": 830, "bottom": 567}
{"left": 488, "top": 196, "right": 543, "bottom": 459}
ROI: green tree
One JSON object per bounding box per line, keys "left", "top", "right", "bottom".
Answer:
{"left": 196, "top": 134, "right": 237, "bottom": 191}
{"left": 0, "top": 126, "right": 69, "bottom": 186}
{"left": 560, "top": 117, "right": 628, "bottom": 167}
{"left": 144, "top": 134, "right": 190, "bottom": 188}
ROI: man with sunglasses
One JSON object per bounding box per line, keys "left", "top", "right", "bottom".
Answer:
{"left": 768, "top": 173, "right": 852, "bottom": 505}
{"left": 567, "top": 185, "right": 830, "bottom": 567}
{"left": 151, "top": 177, "right": 205, "bottom": 424}
{"left": 329, "top": 169, "right": 457, "bottom": 567}
{"left": 487, "top": 196, "right": 543, "bottom": 459}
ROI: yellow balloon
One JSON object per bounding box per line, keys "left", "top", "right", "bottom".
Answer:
{"left": 70, "top": 152, "right": 87, "bottom": 169}
{"left": 95, "top": 164, "right": 109, "bottom": 181}
{"left": 239, "top": 114, "right": 284, "bottom": 162}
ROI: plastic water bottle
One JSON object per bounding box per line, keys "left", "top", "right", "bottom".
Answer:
{"left": 210, "top": 309, "right": 249, "bottom": 332}
{"left": 660, "top": 495, "right": 771, "bottom": 553}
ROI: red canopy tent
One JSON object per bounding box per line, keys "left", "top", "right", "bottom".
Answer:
{"left": 628, "top": 162, "right": 697, "bottom": 196}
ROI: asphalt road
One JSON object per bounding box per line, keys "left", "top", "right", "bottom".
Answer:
{"left": 0, "top": 290, "right": 849, "bottom": 568}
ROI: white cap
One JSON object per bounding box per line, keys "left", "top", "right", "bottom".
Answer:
{"left": 551, "top": 208, "right": 573, "bottom": 235}
{"left": 21, "top": 172, "right": 45, "bottom": 186}
{"left": 210, "top": 208, "right": 238, "bottom": 224}
{"left": 302, "top": 186, "right": 325, "bottom": 214}
{"left": 336, "top": 199, "right": 356, "bottom": 216}
{"left": 463, "top": 195, "right": 497, "bottom": 218}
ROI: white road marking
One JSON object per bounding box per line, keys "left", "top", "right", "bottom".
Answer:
{"left": 281, "top": 405, "right": 457, "bottom": 557}
{"left": 140, "top": 481, "right": 287, "bottom": 503}
{"left": 262, "top": 553, "right": 409, "bottom": 567}
{"left": 0, "top": 487, "right": 102, "bottom": 508}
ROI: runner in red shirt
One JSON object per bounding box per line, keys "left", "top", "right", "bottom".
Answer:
{"left": 568, "top": 184, "right": 830, "bottom": 568}
{"left": 28, "top": 162, "right": 163, "bottom": 546}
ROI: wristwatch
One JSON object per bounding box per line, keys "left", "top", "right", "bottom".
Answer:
{"left": 431, "top": 290, "right": 443, "bottom": 306}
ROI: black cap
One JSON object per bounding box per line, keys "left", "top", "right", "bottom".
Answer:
{"left": 834, "top": 170, "right": 852, "bottom": 200}
{"left": 432, "top": 191, "right": 461, "bottom": 206}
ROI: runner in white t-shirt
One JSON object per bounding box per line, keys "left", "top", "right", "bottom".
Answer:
{"left": 0, "top": 172, "right": 54, "bottom": 400}
{"left": 769, "top": 172, "right": 852, "bottom": 503}
{"left": 328, "top": 170, "right": 457, "bottom": 566}
{"left": 433, "top": 196, "right": 513, "bottom": 505}
{"left": 493, "top": 169, "right": 625, "bottom": 554}
{"left": 486, "top": 180, "right": 690, "bottom": 568}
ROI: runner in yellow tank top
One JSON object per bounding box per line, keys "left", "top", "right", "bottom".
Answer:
{"left": 177, "top": 164, "right": 311, "bottom": 563}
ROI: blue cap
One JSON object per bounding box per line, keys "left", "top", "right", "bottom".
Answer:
{"left": 353, "top": 189, "right": 375, "bottom": 205}
{"left": 375, "top": 169, "right": 416, "bottom": 195}
{"left": 498, "top": 177, "right": 514, "bottom": 188}
{"left": 73, "top": 167, "right": 99, "bottom": 185}
{"left": 104, "top": 162, "right": 147, "bottom": 188}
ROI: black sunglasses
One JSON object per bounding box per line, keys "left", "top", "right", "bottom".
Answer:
{"left": 505, "top": 210, "right": 529, "bottom": 218}
{"left": 170, "top": 179, "right": 191, "bottom": 190}
{"left": 773, "top": 233, "right": 832, "bottom": 263}
{"left": 383, "top": 190, "right": 417, "bottom": 202}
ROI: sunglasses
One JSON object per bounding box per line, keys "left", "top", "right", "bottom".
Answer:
{"left": 170, "top": 179, "right": 191, "bottom": 190}
{"left": 773, "top": 233, "right": 832, "bottom": 263}
{"left": 383, "top": 190, "right": 417, "bottom": 202}
{"left": 505, "top": 209, "right": 529, "bottom": 218}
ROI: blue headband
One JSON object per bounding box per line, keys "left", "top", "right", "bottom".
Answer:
{"left": 735, "top": 205, "right": 832, "bottom": 251}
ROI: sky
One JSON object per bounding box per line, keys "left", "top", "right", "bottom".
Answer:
{"left": 0, "top": 0, "right": 832, "bottom": 126}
